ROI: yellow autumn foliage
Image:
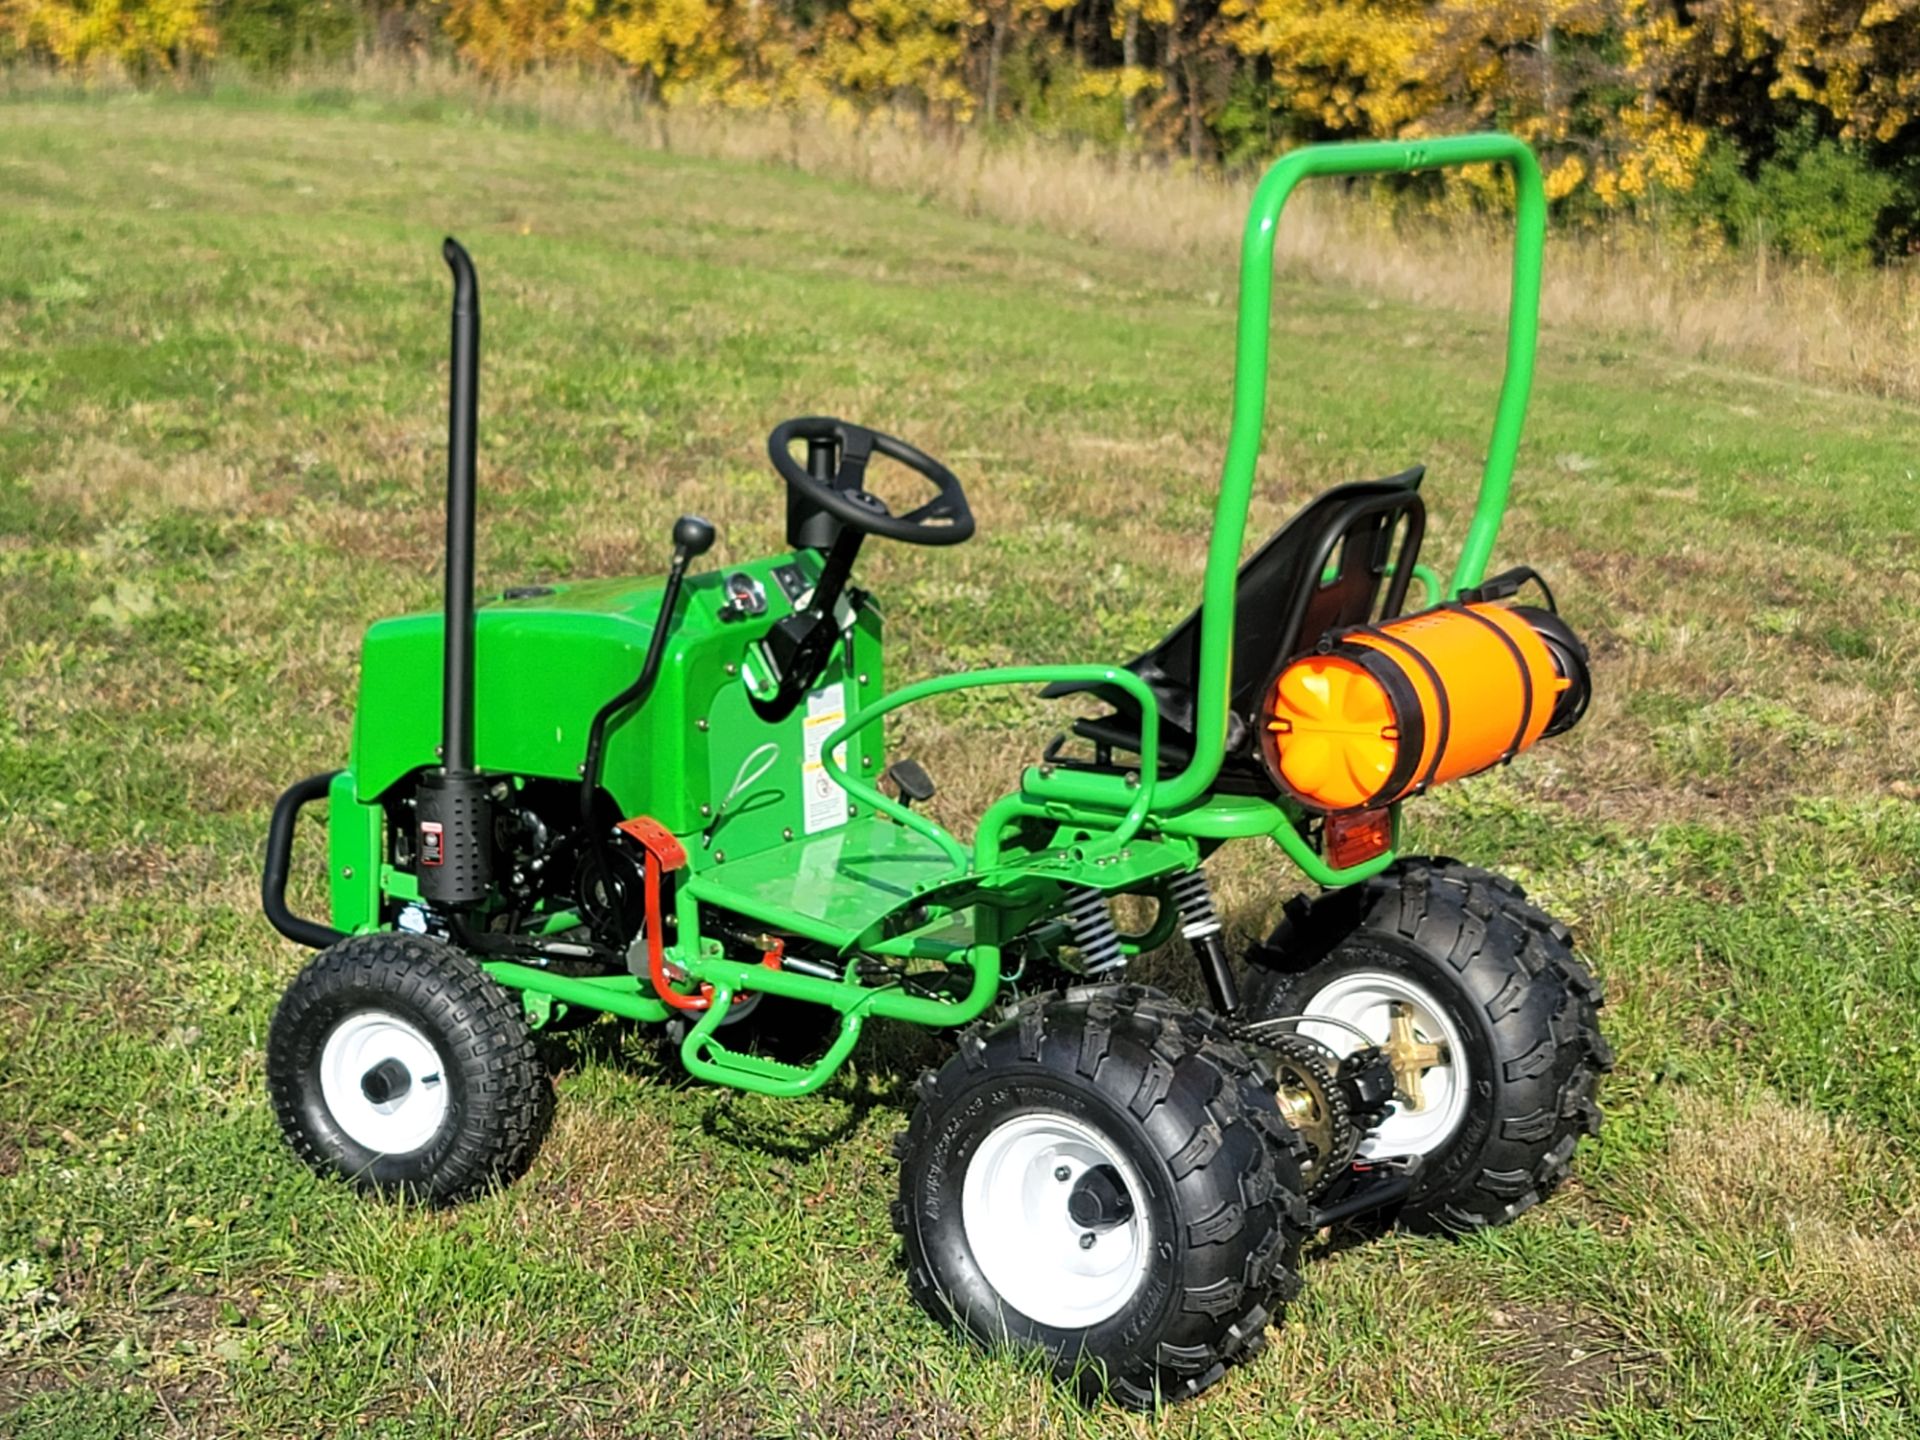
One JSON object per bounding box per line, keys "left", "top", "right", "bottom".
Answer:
{"left": 2, "top": 0, "right": 213, "bottom": 71}
{"left": 442, "top": 0, "right": 607, "bottom": 76}
{"left": 3, "top": 0, "right": 1912, "bottom": 227}
{"left": 1222, "top": 0, "right": 1439, "bottom": 136}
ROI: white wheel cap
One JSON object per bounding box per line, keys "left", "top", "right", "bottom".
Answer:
{"left": 961, "top": 1112, "right": 1153, "bottom": 1330}
{"left": 318, "top": 1010, "right": 450, "bottom": 1155}
{"left": 1297, "top": 970, "right": 1469, "bottom": 1160}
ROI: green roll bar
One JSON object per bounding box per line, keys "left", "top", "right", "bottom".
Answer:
{"left": 809, "top": 134, "right": 1543, "bottom": 859}
{"left": 1152, "top": 132, "right": 1545, "bottom": 810}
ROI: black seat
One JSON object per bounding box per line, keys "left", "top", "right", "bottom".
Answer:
{"left": 1043, "top": 467, "right": 1427, "bottom": 767}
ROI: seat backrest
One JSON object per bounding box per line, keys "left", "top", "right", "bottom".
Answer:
{"left": 1151, "top": 467, "right": 1426, "bottom": 729}
{"left": 1043, "top": 469, "right": 1427, "bottom": 742}
{"left": 1044, "top": 470, "right": 1420, "bottom": 737}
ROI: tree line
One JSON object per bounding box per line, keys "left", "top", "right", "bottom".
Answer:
{"left": 6, "top": 0, "right": 1917, "bottom": 263}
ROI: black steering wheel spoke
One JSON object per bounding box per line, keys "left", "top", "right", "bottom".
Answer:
{"left": 768, "top": 416, "right": 975, "bottom": 548}
{"left": 902, "top": 494, "right": 957, "bottom": 524}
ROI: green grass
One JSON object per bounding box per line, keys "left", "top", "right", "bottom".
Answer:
{"left": 2, "top": 89, "right": 1917, "bottom": 1438}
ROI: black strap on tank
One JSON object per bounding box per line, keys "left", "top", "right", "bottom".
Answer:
{"left": 1324, "top": 618, "right": 1454, "bottom": 801}
{"left": 1346, "top": 623, "right": 1453, "bottom": 796}
{"left": 1439, "top": 603, "right": 1533, "bottom": 761}
{"left": 1320, "top": 638, "right": 1425, "bottom": 805}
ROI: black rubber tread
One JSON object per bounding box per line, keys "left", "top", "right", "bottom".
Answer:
{"left": 267, "top": 932, "right": 552, "bottom": 1203}
{"left": 890, "top": 983, "right": 1311, "bottom": 1409}
{"left": 1242, "top": 858, "right": 1610, "bottom": 1233}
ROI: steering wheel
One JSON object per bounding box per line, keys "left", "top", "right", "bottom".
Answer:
{"left": 768, "top": 417, "right": 975, "bottom": 547}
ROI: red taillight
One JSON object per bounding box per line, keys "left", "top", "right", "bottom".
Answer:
{"left": 1324, "top": 807, "right": 1393, "bottom": 869}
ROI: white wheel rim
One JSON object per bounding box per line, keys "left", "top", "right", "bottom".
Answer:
{"left": 1297, "top": 970, "right": 1468, "bottom": 1160}
{"left": 318, "top": 1010, "right": 451, "bottom": 1155}
{"left": 960, "top": 1112, "right": 1153, "bottom": 1330}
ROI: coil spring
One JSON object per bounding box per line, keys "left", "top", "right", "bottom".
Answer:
{"left": 1167, "top": 867, "right": 1221, "bottom": 941}
{"left": 1063, "top": 886, "right": 1125, "bottom": 975}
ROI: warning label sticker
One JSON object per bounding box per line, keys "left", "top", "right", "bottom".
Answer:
{"left": 801, "top": 682, "right": 849, "bottom": 835}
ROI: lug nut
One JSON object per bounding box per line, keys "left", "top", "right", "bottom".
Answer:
{"left": 1054, "top": 1165, "right": 1071, "bottom": 1182}
{"left": 1079, "top": 1232, "right": 1096, "bottom": 1250}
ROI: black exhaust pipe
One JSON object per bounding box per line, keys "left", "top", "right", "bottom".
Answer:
{"left": 440, "top": 237, "right": 479, "bottom": 774}
{"left": 416, "top": 237, "right": 492, "bottom": 910}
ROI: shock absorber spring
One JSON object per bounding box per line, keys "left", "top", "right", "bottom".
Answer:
{"left": 1168, "top": 866, "right": 1239, "bottom": 1015}
{"left": 1063, "top": 886, "right": 1125, "bottom": 976}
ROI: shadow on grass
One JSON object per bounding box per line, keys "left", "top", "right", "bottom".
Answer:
{"left": 533, "top": 996, "right": 948, "bottom": 1160}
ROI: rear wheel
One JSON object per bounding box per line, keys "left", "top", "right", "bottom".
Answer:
{"left": 267, "top": 932, "right": 551, "bottom": 1202}
{"left": 892, "top": 985, "right": 1310, "bottom": 1408}
{"left": 1241, "top": 859, "right": 1610, "bottom": 1232}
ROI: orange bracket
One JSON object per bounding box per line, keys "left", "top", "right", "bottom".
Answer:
{"left": 617, "top": 815, "right": 687, "bottom": 872}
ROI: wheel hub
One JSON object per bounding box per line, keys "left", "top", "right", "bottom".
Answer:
{"left": 1065, "top": 1163, "right": 1134, "bottom": 1229}
{"left": 359, "top": 1057, "right": 413, "bottom": 1106}
{"left": 1297, "top": 969, "right": 1469, "bottom": 1161}
{"left": 1384, "top": 1001, "right": 1448, "bottom": 1111}
{"left": 318, "top": 1010, "right": 449, "bottom": 1155}
{"left": 960, "top": 1112, "right": 1153, "bottom": 1329}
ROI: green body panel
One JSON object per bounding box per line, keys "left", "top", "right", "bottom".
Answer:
{"left": 323, "top": 135, "right": 1546, "bottom": 1098}
{"left": 326, "top": 769, "right": 384, "bottom": 933}
{"left": 347, "top": 551, "right": 884, "bottom": 856}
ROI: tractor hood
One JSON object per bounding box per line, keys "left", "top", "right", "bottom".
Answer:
{"left": 350, "top": 574, "right": 676, "bottom": 810}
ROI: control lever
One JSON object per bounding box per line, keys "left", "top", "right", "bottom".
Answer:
{"left": 578, "top": 515, "right": 715, "bottom": 822}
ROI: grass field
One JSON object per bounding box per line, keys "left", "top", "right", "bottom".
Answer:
{"left": 1, "top": 89, "right": 1918, "bottom": 1438}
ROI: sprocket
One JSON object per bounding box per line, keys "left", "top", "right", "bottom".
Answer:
{"left": 1259, "top": 1031, "right": 1360, "bottom": 1196}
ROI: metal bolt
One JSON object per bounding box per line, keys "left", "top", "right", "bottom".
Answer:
{"left": 725, "top": 663, "right": 737, "bottom": 676}
{"left": 1054, "top": 1165, "right": 1071, "bottom": 1183}
{"left": 858, "top": 673, "right": 869, "bottom": 685}
{"left": 1038, "top": 763, "right": 1055, "bottom": 777}
{"left": 714, "top": 850, "right": 726, "bottom": 863}
{"left": 696, "top": 718, "right": 709, "bottom": 732}
{"left": 342, "top": 866, "right": 354, "bottom": 880}
{"left": 1079, "top": 1232, "right": 1096, "bottom": 1250}
{"left": 783, "top": 828, "right": 794, "bottom": 841}
{"left": 847, "top": 804, "right": 858, "bottom": 817}
{"left": 1125, "top": 770, "right": 1140, "bottom": 788}
{"left": 700, "top": 804, "right": 712, "bottom": 817}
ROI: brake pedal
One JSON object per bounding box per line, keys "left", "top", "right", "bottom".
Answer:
{"left": 884, "top": 758, "right": 936, "bottom": 808}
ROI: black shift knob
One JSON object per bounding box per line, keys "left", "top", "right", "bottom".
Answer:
{"left": 672, "top": 514, "right": 716, "bottom": 560}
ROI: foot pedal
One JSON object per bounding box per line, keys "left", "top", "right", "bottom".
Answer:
{"left": 884, "top": 758, "right": 936, "bottom": 807}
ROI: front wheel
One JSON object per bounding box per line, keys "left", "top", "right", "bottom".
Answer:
{"left": 267, "top": 932, "right": 551, "bottom": 1202}
{"left": 891, "top": 985, "right": 1311, "bottom": 1408}
{"left": 1241, "top": 859, "right": 1611, "bottom": 1233}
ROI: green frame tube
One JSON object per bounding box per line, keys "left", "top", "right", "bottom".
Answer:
{"left": 820, "top": 664, "right": 1162, "bottom": 865}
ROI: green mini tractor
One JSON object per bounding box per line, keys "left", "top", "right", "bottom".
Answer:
{"left": 263, "top": 134, "right": 1610, "bottom": 1406}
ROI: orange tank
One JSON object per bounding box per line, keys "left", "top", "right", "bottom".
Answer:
{"left": 1259, "top": 603, "right": 1588, "bottom": 812}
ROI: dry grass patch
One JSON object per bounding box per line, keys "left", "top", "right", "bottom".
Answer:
{"left": 1658, "top": 1089, "right": 1920, "bottom": 1351}
{"left": 238, "top": 56, "right": 1920, "bottom": 405}
{"left": 28, "top": 438, "right": 252, "bottom": 520}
